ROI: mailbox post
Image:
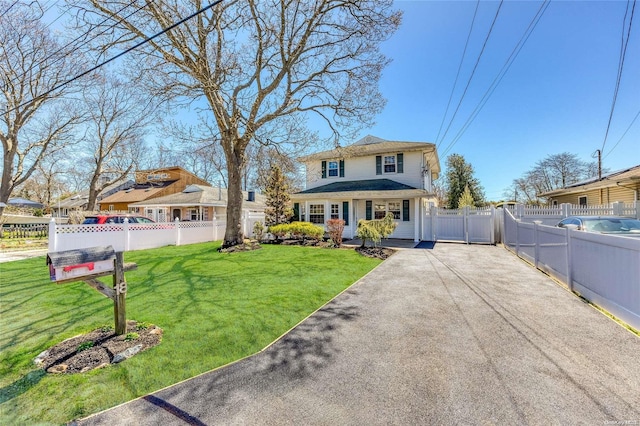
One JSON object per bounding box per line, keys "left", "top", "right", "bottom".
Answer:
{"left": 47, "top": 246, "right": 136, "bottom": 335}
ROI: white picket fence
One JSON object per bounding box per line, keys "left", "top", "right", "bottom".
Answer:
{"left": 48, "top": 213, "right": 265, "bottom": 253}
{"left": 503, "top": 208, "right": 640, "bottom": 331}
{"left": 423, "top": 206, "right": 497, "bottom": 244}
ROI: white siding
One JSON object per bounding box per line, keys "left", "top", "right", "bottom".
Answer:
{"left": 354, "top": 198, "right": 416, "bottom": 239}
{"left": 306, "top": 151, "right": 425, "bottom": 190}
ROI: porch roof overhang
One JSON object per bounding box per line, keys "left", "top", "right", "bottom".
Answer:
{"left": 291, "top": 179, "right": 430, "bottom": 200}
{"left": 291, "top": 189, "right": 430, "bottom": 200}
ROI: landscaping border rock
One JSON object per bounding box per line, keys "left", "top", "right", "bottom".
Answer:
{"left": 34, "top": 320, "right": 162, "bottom": 374}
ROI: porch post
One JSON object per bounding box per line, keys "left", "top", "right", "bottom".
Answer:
{"left": 414, "top": 197, "right": 420, "bottom": 242}
{"left": 350, "top": 199, "right": 355, "bottom": 239}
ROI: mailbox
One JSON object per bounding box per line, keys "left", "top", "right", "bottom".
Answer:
{"left": 47, "top": 246, "right": 116, "bottom": 282}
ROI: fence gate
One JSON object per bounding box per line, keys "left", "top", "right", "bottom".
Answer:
{"left": 422, "top": 206, "right": 496, "bottom": 244}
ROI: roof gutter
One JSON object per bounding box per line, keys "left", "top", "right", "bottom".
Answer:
{"left": 616, "top": 182, "right": 639, "bottom": 201}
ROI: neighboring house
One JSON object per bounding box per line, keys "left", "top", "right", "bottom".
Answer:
{"left": 7, "top": 197, "right": 44, "bottom": 210}
{"left": 51, "top": 179, "right": 134, "bottom": 217}
{"left": 540, "top": 165, "right": 640, "bottom": 206}
{"left": 290, "top": 135, "right": 441, "bottom": 241}
{"left": 130, "top": 185, "right": 265, "bottom": 222}
{"left": 98, "top": 166, "right": 211, "bottom": 214}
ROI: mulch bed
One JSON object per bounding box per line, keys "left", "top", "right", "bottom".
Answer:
{"left": 34, "top": 320, "right": 162, "bottom": 374}
{"left": 218, "top": 239, "right": 395, "bottom": 259}
{"left": 355, "top": 246, "right": 395, "bottom": 260}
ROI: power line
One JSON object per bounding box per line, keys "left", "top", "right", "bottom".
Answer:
{"left": 7, "top": 0, "right": 226, "bottom": 114}
{"left": 0, "top": 0, "right": 19, "bottom": 18}
{"left": 435, "top": 0, "right": 480, "bottom": 145}
{"left": 603, "top": 107, "right": 640, "bottom": 160}
{"left": 7, "top": 0, "right": 147, "bottom": 88}
{"left": 440, "top": 0, "right": 551, "bottom": 158}
{"left": 601, "top": 0, "right": 636, "bottom": 154}
{"left": 436, "top": 0, "right": 504, "bottom": 149}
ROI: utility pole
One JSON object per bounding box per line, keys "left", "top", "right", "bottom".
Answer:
{"left": 592, "top": 149, "right": 602, "bottom": 180}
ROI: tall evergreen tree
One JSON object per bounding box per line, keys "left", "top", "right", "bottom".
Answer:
{"left": 264, "top": 166, "right": 293, "bottom": 227}
{"left": 444, "top": 154, "right": 485, "bottom": 209}
{"left": 457, "top": 185, "right": 475, "bottom": 208}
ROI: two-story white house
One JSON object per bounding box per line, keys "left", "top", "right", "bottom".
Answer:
{"left": 290, "top": 135, "right": 441, "bottom": 242}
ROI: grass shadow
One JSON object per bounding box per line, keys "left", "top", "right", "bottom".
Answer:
{"left": 0, "top": 369, "right": 46, "bottom": 404}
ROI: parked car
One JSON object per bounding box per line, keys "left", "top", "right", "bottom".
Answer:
{"left": 557, "top": 216, "right": 640, "bottom": 236}
{"left": 82, "top": 214, "right": 156, "bottom": 224}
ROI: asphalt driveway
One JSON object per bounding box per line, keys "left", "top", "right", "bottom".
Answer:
{"left": 79, "top": 243, "right": 640, "bottom": 425}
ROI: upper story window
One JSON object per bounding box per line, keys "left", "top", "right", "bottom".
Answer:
{"left": 321, "top": 159, "right": 344, "bottom": 178}
{"left": 328, "top": 161, "right": 339, "bottom": 177}
{"left": 376, "top": 153, "right": 403, "bottom": 175}
{"left": 384, "top": 156, "right": 396, "bottom": 173}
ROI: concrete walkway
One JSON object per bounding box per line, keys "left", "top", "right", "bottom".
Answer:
{"left": 0, "top": 248, "right": 48, "bottom": 263}
{"left": 79, "top": 243, "right": 640, "bottom": 425}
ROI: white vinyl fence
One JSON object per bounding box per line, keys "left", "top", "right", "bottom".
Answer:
{"left": 423, "top": 205, "right": 497, "bottom": 244}
{"left": 503, "top": 208, "right": 640, "bottom": 331}
{"left": 507, "top": 201, "right": 640, "bottom": 225}
{"left": 49, "top": 213, "right": 265, "bottom": 253}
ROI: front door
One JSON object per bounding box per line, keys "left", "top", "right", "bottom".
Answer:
{"left": 173, "top": 209, "right": 181, "bottom": 221}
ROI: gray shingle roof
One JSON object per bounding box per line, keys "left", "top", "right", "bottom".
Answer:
{"left": 296, "top": 179, "right": 417, "bottom": 194}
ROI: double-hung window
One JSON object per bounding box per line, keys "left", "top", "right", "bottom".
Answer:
{"left": 376, "top": 154, "right": 403, "bottom": 175}
{"left": 384, "top": 156, "right": 396, "bottom": 173}
{"left": 374, "top": 201, "right": 402, "bottom": 220}
{"left": 388, "top": 202, "right": 401, "bottom": 219}
{"left": 309, "top": 204, "right": 325, "bottom": 224}
{"left": 328, "top": 161, "right": 339, "bottom": 177}
{"left": 330, "top": 203, "right": 340, "bottom": 219}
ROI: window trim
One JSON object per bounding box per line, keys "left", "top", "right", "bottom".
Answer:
{"left": 373, "top": 200, "right": 404, "bottom": 221}
{"left": 328, "top": 161, "right": 339, "bottom": 177}
{"left": 383, "top": 155, "right": 396, "bottom": 174}
{"left": 330, "top": 203, "right": 340, "bottom": 219}
{"left": 309, "top": 204, "right": 325, "bottom": 224}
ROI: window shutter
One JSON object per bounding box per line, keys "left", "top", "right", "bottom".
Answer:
{"left": 321, "top": 161, "right": 327, "bottom": 179}
{"left": 339, "top": 159, "right": 345, "bottom": 177}
{"left": 403, "top": 200, "right": 410, "bottom": 221}
{"left": 375, "top": 156, "right": 382, "bottom": 175}
{"left": 342, "top": 201, "right": 349, "bottom": 226}
{"left": 293, "top": 203, "right": 300, "bottom": 221}
{"left": 366, "top": 200, "right": 372, "bottom": 220}
{"left": 397, "top": 153, "right": 404, "bottom": 173}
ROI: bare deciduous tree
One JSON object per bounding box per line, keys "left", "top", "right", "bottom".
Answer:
{"left": 504, "top": 152, "right": 603, "bottom": 204}
{"left": 14, "top": 151, "right": 67, "bottom": 211}
{"left": 79, "top": 73, "right": 155, "bottom": 210}
{"left": 0, "top": 1, "right": 85, "bottom": 217}
{"left": 72, "top": 0, "right": 401, "bottom": 247}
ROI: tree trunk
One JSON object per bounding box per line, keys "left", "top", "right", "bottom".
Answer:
{"left": 86, "top": 174, "right": 100, "bottom": 212}
{"left": 222, "top": 140, "right": 246, "bottom": 248}
{"left": 1, "top": 142, "right": 17, "bottom": 218}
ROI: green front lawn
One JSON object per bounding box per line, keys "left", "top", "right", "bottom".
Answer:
{"left": 0, "top": 242, "right": 380, "bottom": 425}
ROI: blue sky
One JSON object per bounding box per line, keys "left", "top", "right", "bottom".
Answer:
{"left": 356, "top": 0, "right": 639, "bottom": 201}
{"left": 42, "top": 1, "right": 637, "bottom": 199}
